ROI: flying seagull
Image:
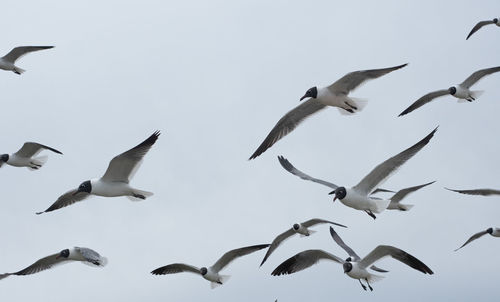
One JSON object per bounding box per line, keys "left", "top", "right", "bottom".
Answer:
{"left": 36, "top": 131, "right": 160, "bottom": 214}
{"left": 0, "top": 247, "right": 107, "bottom": 280}
{"left": 0, "top": 46, "right": 54, "bottom": 74}
{"left": 466, "top": 18, "right": 499, "bottom": 40}
{"left": 260, "top": 218, "right": 347, "bottom": 266}
{"left": 455, "top": 227, "right": 500, "bottom": 251}
{"left": 399, "top": 66, "right": 500, "bottom": 116}
{"left": 385, "top": 181, "right": 435, "bottom": 211}
{"left": 249, "top": 63, "right": 407, "bottom": 159}
{"left": 445, "top": 187, "right": 500, "bottom": 196}
{"left": 271, "top": 231, "right": 433, "bottom": 291}
{"left": 0, "top": 142, "right": 62, "bottom": 170}
{"left": 277, "top": 128, "right": 437, "bottom": 219}
{"left": 151, "top": 244, "right": 269, "bottom": 288}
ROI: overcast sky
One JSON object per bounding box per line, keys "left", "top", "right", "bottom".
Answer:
{"left": 1, "top": 0, "right": 500, "bottom": 301}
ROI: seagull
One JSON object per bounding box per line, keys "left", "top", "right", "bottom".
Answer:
{"left": 385, "top": 181, "right": 435, "bottom": 211}
{"left": 399, "top": 66, "right": 500, "bottom": 116}
{"left": 0, "top": 142, "right": 62, "bottom": 170}
{"left": 0, "top": 247, "right": 107, "bottom": 280}
{"left": 277, "top": 128, "right": 437, "bottom": 219}
{"left": 445, "top": 187, "right": 500, "bottom": 196}
{"left": 249, "top": 63, "right": 408, "bottom": 159}
{"left": 271, "top": 230, "right": 433, "bottom": 291}
{"left": 151, "top": 244, "right": 269, "bottom": 288}
{"left": 260, "top": 218, "right": 347, "bottom": 266}
{"left": 455, "top": 227, "right": 500, "bottom": 251}
{"left": 466, "top": 18, "right": 500, "bottom": 40}
{"left": 36, "top": 131, "right": 160, "bottom": 214}
{"left": 0, "top": 46, "right": 54, "bottom": 74}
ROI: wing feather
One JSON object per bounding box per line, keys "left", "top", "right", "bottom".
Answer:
{"left": 359, "top": 245, "right": 433, "bottom": 274}
{"left": 399, "top": 90, "right": 450, "bottom": 116}
{"left": 460, "top": 66, "right": 500, "bottom": 88}
{"left": 151, "top": 263, "right": 201, "bottom": 275}
{"left": 211, "top": 244, "right": 269, "bottom": 272}
{"left": 466, "top": 20, "right": 495, "bottom": 40}
{"left": 2, "top": 46, "right": 54, "bottom": 63}
{"left": 36, "top": 189, "right": 90, "bottom": 214}
{"left": 271, "top": 249, "right": 343, "bottom": 276}
{"left": 14, "top": 142, "right": 63, "bottom": 158}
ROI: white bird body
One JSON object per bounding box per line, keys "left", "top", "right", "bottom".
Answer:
{"left": 0, "top": 58, "right": 17, "bottom": 72}
{"left": 294, "top": 224, "right": 314, "bottom": 236}
{"left": 203, "top": 267, "right": 227, "bottom": 285}
{"left": 89, "top": 178, "right": 136, "bottom": 197}
{"left": 5, "top": 154, "right": 35, "bottom": 167}
{"left": 316, "top": 88, "right": 364, "bottom": 113}
{"left": 452, "top": 84, "right": 478, "bottom": 100}
{"left": 339, "top": 189, "right": 390, "bottom": 213}
{"left": 1, "top": 142, "right": 62, "bottom": 170}
{"left": 492, "top": 228, "right": 500, "bottom": 237}
{"left": 345, "top": 262, "right": 381, "bottom": 282}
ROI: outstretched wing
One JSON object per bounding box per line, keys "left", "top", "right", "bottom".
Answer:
{"left": 278, "top": 156, "right": 338, "bottom": 189}
{"left": 390, "top": 181, "right": 435, "bottom": 204}
{"left": 36, "top": 189, "right": 90, "bottom": 214}
{"left": 445, "top": 188, "right": 500, "bottom": 196}
{"left": 328, "top": 64, "right": 407, "bottom": 95}
{"left": 359, "top": 245, "right": 433, "bottom": 274}
{"left": 466, "top": 20, "right": 495, "bottom": 40}
{"left": 398, "top": 90, "right": 450, "bottom": 116}
{"left": 101, "top": 131, "right": 160, "bottom": 183}
{"left": 454, "top": 229, "right": 491, "bottom": 251}
{"left": 211, "top": 244, "right": 269, "bottom": 272}
{"left": 271, "top": 249, "right": 343, "bottom": 276}
{"left": 352, "top": 127, "right": 437, "bottom": 196}
{"left": 249, "top": 100, "right": 326, "bottom": 160}
{"left": 151, "top": 263, "right": 201, "bottom": 275}
{"left": 329, "top": 226, "right": 360, "bottom": 261}
{"left": 0, "top": 252, "right": 69, "bottom": 280}
{"left": 260, "top": 229, "right": 296, "bottom": 266}
{"left": 460, "top": 66, "right": 500, "bottom": 89}
{"left": 302, "top": 218, "right": 346, "bottom": 228}
{"left": 2, "top": 46, "right": 54, "bottom": 63}
{"left": 14, "top": 142, "right": 63, "bottom": 158}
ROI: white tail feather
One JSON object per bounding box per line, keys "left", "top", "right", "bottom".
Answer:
{"left": 470, "top": 90, "right": 484, "bottom": 99}
{"left": 367, "top": 273, "right": 385, "bottom": 283}
{"left": 372, "top": 199, "right": 391, "bottom": 213}
{"left": 28, "top": 155, "right": 48, "bottom": 170}
{"left": 210, "top": 275, "right": 230, "bottom": 289}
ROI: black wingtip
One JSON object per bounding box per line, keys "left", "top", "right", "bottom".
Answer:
{"left": 35, "top": 211, "right": 44, "bottom": 215}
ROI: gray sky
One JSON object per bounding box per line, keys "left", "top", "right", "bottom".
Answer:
{"left": 1, "top": 0, "right": 500, "bottom": 301}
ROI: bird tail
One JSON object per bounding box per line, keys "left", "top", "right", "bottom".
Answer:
{"left": 13, "top": 66, "right": 25, "bottom": 74}
{"left": 372, "top": 199, "right": 391, "bottom": 213}
{"left": 28, "top": 155, "right": 48, "bottom": 170}
{"left": 299, "top": 229, "right": 316, "bottom": 238}
{"left": 82, "top": 256, "right": 108, "bottom": 268}
{"left": 397, "top": 204, "right": 414, "bottom": 211}
{"left": 367, "top": 273, "right": 385, "bottom": 283}
{"left": 210, "top": 275, "right": 230, "bottom": 289}
{"left": 337, "top": 97, "right": 368, "bottom": 115}
{"left": 470, "top": 90, "right": 484, "bottom": 100}
{"left": 127, "top": 189, "right": 154, "bottom": 201}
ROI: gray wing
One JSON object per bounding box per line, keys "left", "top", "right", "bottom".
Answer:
{"left": 445, "top": 188, "right": 500, "bottom": 196}
{"left": 14, "top": 142, "right": 63, "bottom": 158}
{"left": 359, "top": 245, "right": 433, "bottom": 274}
{"left": 271, "top": 249, "right": 344, "bottom": 276}
{"left": 211, "top": 244, "right": 269, "bottom": 272}
{"left": 352, "top": 127, "right": 437, "bottom": 196}
{"left": 2, "top": 46, "right": 54, "bottom": 63}
{"left": 460, "top": 66, "right": 500, "bottom": 88}
{"left": 302, "top": 218, "right": 347, "bottom": 228}
{"left": 151, "top": 263, "right": 201, "bottom": 275}
{"left": 455, "top": 230, "right": 490, "bottom": 251}
{"left": 278, "top": 156, "right": 338, "bottom": 189}
{"left": 329, "top": 226, "right": 360, "bottom": 261}
{"left": 0, "top": 252, "right": 68, "bottom": 279}
{"left": 101, "top": 131, "right": 160, "bottom": 183}
{"left": 328, "top": 63, "right": 407, "bottom": 95}
{"left": 466, "top": 20, "right": 496, "bottom": 40}
{"left": 372, "top": 188, "right": 395, "bottom": 194}
{"left": 36, "top": 189, "right": 90, "bottom": 214}
{"left": 260, "top": 229, "right": 296, "bottom": 266}
{"left": 391, "top": 181, "right": 436, "bottom": 204}
{"left": 249, "top": 100, "right": 326, "bottom": 160}
{"left": 398, "top": 90, "right": 450, "bottom": 116}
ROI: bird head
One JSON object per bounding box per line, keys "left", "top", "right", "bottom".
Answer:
{"left": 487, "top": 227, "right": 494, "bottom": 234}
{"left": 56, "top": 249, "right": 70, "bottom": 259}
{"left": 329, "top": 187, "right": 347, "bottom": 202}
{"left": 448, "top": 86, "right": 457, "bottom": 95}
{"left": 74, "top": 180, "right": 92, "bottom": 195}
{"left": 343, "top": 262, "right": 353, "bottom": 273}
{"left": 0, "top": 154, "right": 8, "bottom": 167}
{"left": 300, "top": 87, "right": 318, "bottom": 101}
{"left": 292, "top": 223, "right": 300, "bottom": 231}
{"left": 200, "top": 267, "right": 208, "bottom": 275}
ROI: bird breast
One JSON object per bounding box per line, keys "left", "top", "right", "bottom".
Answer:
{"left": 339, "top": 189, "right": 373, "bottom": 210}
{"left": 453, "top": 85, "right": 470, "bottom": 99}
{"left": 294, "top": 224, "right": 310, "bottom": 236}
{"left": 203, "top": 268, "right": 220, "bottom": 282}
{"left": 491, "top": 228, "right": 500, "bottom": 237}
{"left": 91, "top": 179, "right": 133, "bottom": 197}
{"left": 345, "top": 262, "right": 370, "bottom": 280}
{"left": 316, "top": 88, "right": 344, "bottom": 107}
{"left": 5, "top": 154, "right": 31, "bottom": 167}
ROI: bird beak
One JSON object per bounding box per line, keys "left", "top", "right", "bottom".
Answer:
{"left": 333, "top": 196, "right": 337, "bottom": 202}
{"left": 299, "top": 95, "right": 307, "bottom": 101}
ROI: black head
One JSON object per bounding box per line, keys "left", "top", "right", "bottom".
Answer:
{"left": 0, "top": 154, "right": 9, "bottom": 163}
{"left": 300, "top": 87, "right": 318, "bottom": 101}
{"left": 487, "top": 227, "right": 493, "bottom": 234}
{"left": 293, "top": 223, "right": 300, "bottom": 230}
{"left": 493, "top": 18, "right": 498, "bottom": 23}
{"left": 57, "top": 249, "right": 70, "bottom": 259}
{"left": 448, "top": 86, "right": 456, "bottom": 95}
{"left": 333, "top": 187, "right": 347, "bottom": 201}
{"left": 345, "top": 256, "right": 352, "bottom": 262}
{"left": 343, "top": 262, "right": 353, "bottom": 273}
{"left": 200, "top": 267, "right": 208, "bottom": 275}
{"left": 76, "top": 180, "right": 92, "bottom": 194}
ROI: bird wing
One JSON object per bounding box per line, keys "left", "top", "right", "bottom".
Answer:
{"left": 211, "top": 244, "right": 269, "bottom": 273}
{"left": 329, "top": 226, "right": 360, "bottom": 261}
{"left": 101, "top": 131, "right": 160, "bottom": 183}
{"left": 278, "top": 156, "right": 338, "bottom": 189}
{"left": 445, "top": 188, "right": 500, "bottom": 196}
{"left": 455, "top": 230, "right": 490, "bottom": 251}
{"left": 302, "top": 218, "right": 347, "bottom": 228}
{"left": 466, "top": 20, "right": 495, "bottom": 40}
{"left": 271, "top": 249, "right": 344, "bottom": 276}
{"left": 327, "top": 63, "right": 407, "bottom": 95}
{"left": 249, "top": 99, "right": 326, "bottom": 160}
{"left": 260, "top": 229, "right": 296, "bottom": 266}
{"left": 390, "top": 181, "right": 436, "bottom": 204}
{"left": 398, "top": 90, "right": 450, "bottom": 116}
{"left": 150, "top": 263, "right": 201, "bottom": 275}
{"left": 14, "top": 142, "right": 63, "bottom": 158}
{"left": 1, "top": 46, "right": 54, "bottom": 63}
{"left": 352, "top": 127, "right": 437, "bottom": 196}
{"left": 0, "top": 252, "right": 69, "bottom": 279}
{"left": 460, "top": 66, "right": 500, "bottom": 89}
{"left": 359, "top": 245, "right": 433, "bottom": 274}
{"left": 36, "top": 189, "right": 90, "bottom": 214}
{"left": 371, "top": 188, "right": 395, "bottom": 194}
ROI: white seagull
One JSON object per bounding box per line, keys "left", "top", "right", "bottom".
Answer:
{"left": 271, "top": 228, "right": 433, "bottom": 291}
{"left": 0, "top": 46, "right": 54, "bottom": 74}
{"left": 466, "top": 18, "right": 500, "bottom": 40}
{"left": 445, "top": 187, "right": 500, "bottom": 196}
{"left": 151, "top": 244, "right": 269, "bottom": 288}
{"left": 399, "top": 66, "right": 500, "bottom": 116}
{"left": 455, "top": 227, "right": 500, "bottom": 251}
{"left": 36, "top": 131, "right": 160, "bottom": 214}
{"left": 260, "top": 218, "right": 347, "bottom": 266}
{"left": 249, "top": 63, "right": 408, "bottom": 159}
{"left": 0, "top": 247, "right": 107, "bottom": 280}
{"left": 0, "top": 142, "right": 62, "bottom": 170}
{"left": 277, "top": 128, "right": 437, "bottom": 219}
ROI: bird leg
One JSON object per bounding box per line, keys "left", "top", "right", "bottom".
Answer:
{"left": 358, "top": 279, "right": 367, "bottom": 291}
{"left": 133, "top": 193, "right": 146, "bottom": 199}
{"left": 365, "top": 278, "right": 373, "bottom": 291}
{"left": 365, "top": 210, "right": 377, "bottom": 220}
{"left": 344, "top": 101, "right": 358, "bottom": 110}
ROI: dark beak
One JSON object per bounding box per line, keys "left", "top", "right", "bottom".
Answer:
{"left": 299, "top": 95, "right": 307, "bottom": 101}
